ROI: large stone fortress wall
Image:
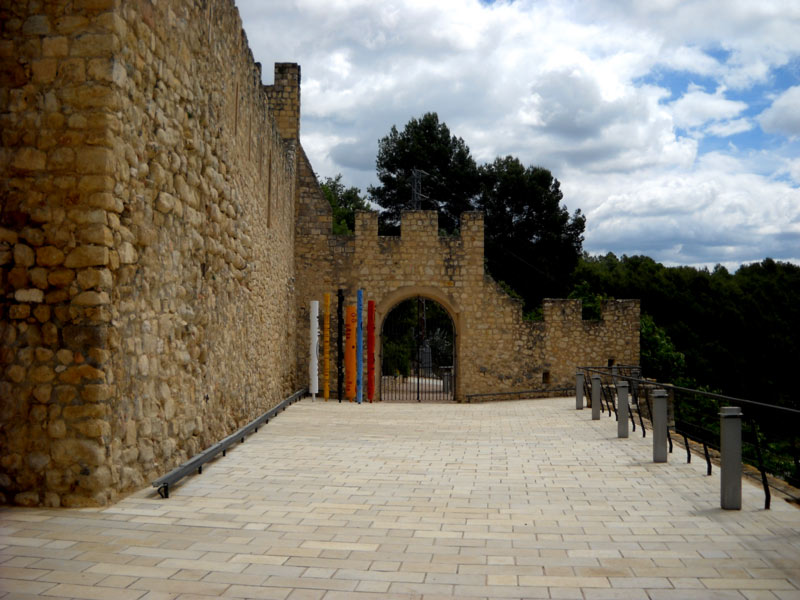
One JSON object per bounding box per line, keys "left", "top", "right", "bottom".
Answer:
{"left": 294, "top": 202, "right": 640, "bottom": 401}
{"left": 1, "top": 0, "right": 638, "bottom": 507}
{"left": 1, "top": 0, "right": 298, "bottom": 506}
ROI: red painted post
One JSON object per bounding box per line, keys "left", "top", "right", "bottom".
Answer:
{"left": 367, "top": 300, "right": 375, "bottom": 402}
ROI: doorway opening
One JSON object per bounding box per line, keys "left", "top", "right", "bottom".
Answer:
{"left": 380, "top": 296, "right": 455, "bottom": 402}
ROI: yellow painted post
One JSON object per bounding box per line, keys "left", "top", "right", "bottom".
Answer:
{"left": 323, "top": 293, "right": 330, "bottom": 401}
{"left": 345, "top": 305, "right": 357, "bottom": 401}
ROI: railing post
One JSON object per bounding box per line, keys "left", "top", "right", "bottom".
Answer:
{"left": 653, "top": 389, "right": 667, "bottom": 462}
{"left": 591, "top": 375, "right": 601, "bottom": 420}
{"left": 720, "top": 406, "right": 743, "bottom": 510}
{"left": 576, "top": 372, "right": 584, "bottom": 410}
{"left": 617, "top": 381, "right": 629, "bottom": 438}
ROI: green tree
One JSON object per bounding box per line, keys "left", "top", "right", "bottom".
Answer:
{"left": 320, "top": 174, "right": 371, "bottom": 235}
{"left": 640, "top": 313, "right": 686, "bottom": 383}
{"left": 477, "top": 156, "right": 585, "bottom": 308}
{"left": 368, "top": 112, "right": 480, "bottom": 233}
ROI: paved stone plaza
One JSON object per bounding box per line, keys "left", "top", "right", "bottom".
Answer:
{"left": 1, "top": 397, "right": 799, "bottom": 599}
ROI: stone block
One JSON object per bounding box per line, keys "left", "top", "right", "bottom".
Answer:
{"left": 47, "top": 147, "right": 75, "bottom": 169}
{"left": 12, "top": 148, "right": 47, "bottom": 171}
{"left": 75, "top": 146, "right": 114, "bottom": 174}
{"left": 77, "top": 268, "right": 112, "bottom": 289}
{"left": 62, "top": 405, "right": 107, "bottom": 422}
{"left": 23, "top": 15, "right": 51, "bottom": 35}
{"left": 47, "top": 268, "right": 75, "bottom": 287}
{"left": 29, "top": 365, "right": 55, "bottom": 383}
{"left": 15, "top": 288, "right": 44, "bottom": 303}
{"left": 14, "top": 244, "right": 35, "bottom": 266}
{"left": 9, "top": 305, "right": 31, "bottom": 319}
{"left": 32, "top": 58, "right": 58, "bottom": 83}
{"left": 51, "top": 438, "right": 106, "bottom": 467}
{"left": 81, "top": 384, "right": 112, "bottom": 402}
{"left": 74, "top": 418, "right": 109, "bottom": 438}
{"left": 70, "top": 32, "right": 119, "bottom": 57}
{"left": 118, "top": 241, "right": 137, "bottom": 264}
{"left": 6, "top": 365, "right": 26, "bottom": 383}
{"left": 63, "top": 324, "right": 108, "bottom": 351}
{"left": 64, "top": 245, "right": 109, "bottom": 268}
{"left": 72, "top": 290, "right": 110, "bottom": 306}
{"left": 36, "top": 246, "right": 65, "bottom": 266}
{"left": 42, "top": 36, "right": 68, "bottom": 57}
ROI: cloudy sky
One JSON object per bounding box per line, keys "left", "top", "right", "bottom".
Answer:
{"left": 236, "top": 0, "right": 800, "bottom": 268}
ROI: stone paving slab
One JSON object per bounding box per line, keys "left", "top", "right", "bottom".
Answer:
{"left": 1, "top": 397, "right": 799, "bottom": 599}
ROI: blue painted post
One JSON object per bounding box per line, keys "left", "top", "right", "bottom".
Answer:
{"left": 356, "top": 289, "right": 363, "bottom": 404}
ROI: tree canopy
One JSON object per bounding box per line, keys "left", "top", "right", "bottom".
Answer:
{"left": 477, "top": 156, "right": 585, "bottom": 308}
{"left": 368, "top": 112, "right": 479, "bottom": 233}
{"left": 320, "top": 174, "right": 371, "bottom": 235}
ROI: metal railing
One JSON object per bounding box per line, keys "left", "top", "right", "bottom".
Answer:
{"left": 578, "top": 366, "right": 800, "bottom": 509}
{"left": 151, "top": 388, "right": 306, "bottom": 499}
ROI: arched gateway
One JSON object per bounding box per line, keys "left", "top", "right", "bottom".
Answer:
{"left": 294, "top": 174, "right": 640, "bottom": 401}
{"left": 379, "top": 293, "right": 456, "bottom": 402}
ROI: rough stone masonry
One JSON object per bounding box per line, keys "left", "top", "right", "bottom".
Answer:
{"left": 0, "top": 0, "right": 639, "bottom": 507}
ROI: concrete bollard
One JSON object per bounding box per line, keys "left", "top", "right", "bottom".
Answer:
{"left": 617, "top": 381, "right": 629, "bottom": 438}
{"left": 576, "top": 372, "right": 584, "bottom": 410}
{"left": 720, "top": 406, "right": 743, "bottom": 510}
{"left": 652, "top": 389, "right": 668, "bottom": 462}
{"left": 591, "top": 375, "right": 601, "bottom": 420}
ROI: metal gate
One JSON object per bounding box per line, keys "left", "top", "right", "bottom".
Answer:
{"left": 380, "top": 297, "right": 455, "bottom": 402}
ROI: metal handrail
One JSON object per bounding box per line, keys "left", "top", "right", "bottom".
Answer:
{"left": 577, "top": 366, "right": 800, "bottom": 508}
{"left": 151, "top": 388, "right": 307, "bottom": 499}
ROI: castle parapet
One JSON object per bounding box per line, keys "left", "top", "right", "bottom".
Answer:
{"left": 400, "top": 210, "right": 439, "bottom": 241}
{"left": 265, "top": 63, "right": 300, "bottom": 142}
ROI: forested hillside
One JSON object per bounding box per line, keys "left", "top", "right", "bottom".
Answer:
{"left": 572, "top": 254, "right": 800, "bottom": 408}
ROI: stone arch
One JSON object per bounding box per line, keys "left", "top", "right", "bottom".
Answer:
{"left": 375, "top": 286, "right": 462, "bottom": 402}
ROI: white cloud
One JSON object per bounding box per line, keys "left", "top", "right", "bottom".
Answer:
{"left": 759, "top": 86, "right": 800, "bottom": 137}
{"left": 706, "top": 118, "right": 753, "bottom": 137}
{"left": 670, "top": 85, "right": 747, "bottom": 130}
{"left": 235, "top": 0, "right": 800, "bottom": 267}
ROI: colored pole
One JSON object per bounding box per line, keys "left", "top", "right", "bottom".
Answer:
{"left": 367, "top": 300, "right": 375, "bottom": 402}
{"left": 345, "top": 305, "right": 356, "bottom": 401}
{"left": 356, "top": 290, "right": 363, "bottom": 404}
{"left": 323, "top": 293, "right": 330, "bottom": 401}
{"left": 309, "top": 301, "right": 319, "bottom": 400}
{"left": 337, "top": 289, "right": 343, "bottom": 403}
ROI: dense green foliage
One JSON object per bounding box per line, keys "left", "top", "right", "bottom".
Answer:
{"left": 477, "top": 156, "right": 585, "bottom": 308}
{"left": 572, "top": 254, "right": 800, "bottom": 408}
{"left": 368, "top": 112, "right": 479, "bottom": 234}
{"left": 320, "top": 174, "right": 372, "bottom": 235}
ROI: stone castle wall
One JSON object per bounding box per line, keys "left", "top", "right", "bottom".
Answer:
{"left": 294, "top": 195, "right": 640, "bottom": 400}
{"left": 1, "top": 0, "right": 299, "bottom": 506}
{"left": 1, "top": 0, "right": 639, "bottom": 507}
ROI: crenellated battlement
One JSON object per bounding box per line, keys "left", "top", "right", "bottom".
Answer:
{"left": 541, "top": 298, "right": 640, "bottom": 323}
{"left": 354, "top": 210, "right": 484, "bottom": 247}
